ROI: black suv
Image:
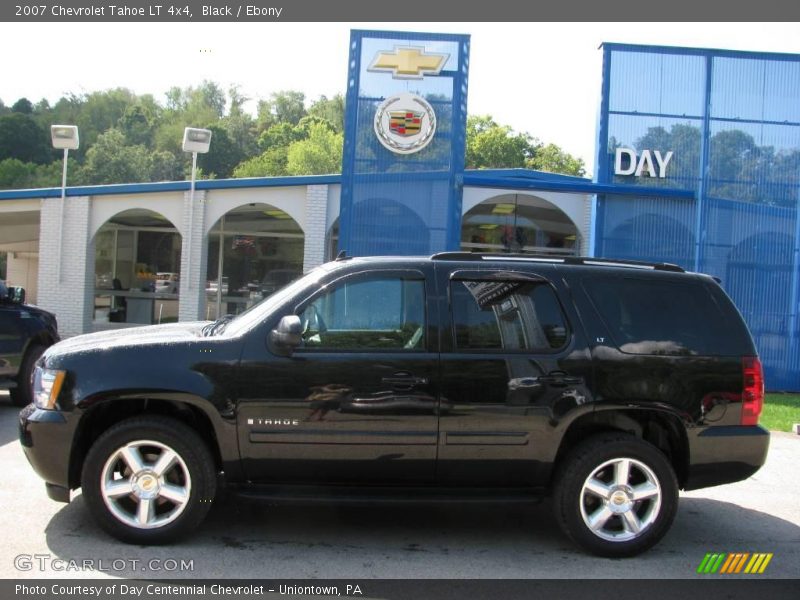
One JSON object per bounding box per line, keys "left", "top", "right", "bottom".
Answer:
{"left": 19, "top": 254, "right": 769, "bottom": 556}
{"left": 0, "top": 280, "right": 59, "bottom": 407}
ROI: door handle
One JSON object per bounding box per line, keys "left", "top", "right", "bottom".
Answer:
{"left": 381, "top": 373, "right": 428, "bottom": 388}
{"left": 536, "top": 372, "right": 582, "bottom": 386}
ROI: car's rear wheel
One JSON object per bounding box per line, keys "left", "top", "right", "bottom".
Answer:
{"left": 81, "top": 416, "right": 216, "bottom": 544}
{"left": 10, "top": 343, "right": 45, "bottom": 407}
{"left": 553, "top": 433, "right": 678, "bottom": 557}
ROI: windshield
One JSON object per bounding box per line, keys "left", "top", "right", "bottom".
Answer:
{"left": 219, "top": 264, "right": 334, "bottom": 337}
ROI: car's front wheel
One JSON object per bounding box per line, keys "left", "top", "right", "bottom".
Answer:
{"left": 81, "top": 415, "right": 216, "bottom": 544}
{"left": 553, "top": 433, "right": 678, "bottom": 557}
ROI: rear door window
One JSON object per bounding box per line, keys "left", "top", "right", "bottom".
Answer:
{"left": 583, "top": 276, "right": 739, "bottom": 356}
{"left": 450, "top": 279, "right": 569, "bottom": 351}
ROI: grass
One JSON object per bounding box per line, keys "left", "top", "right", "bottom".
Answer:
{"left": 761, "top": 393, "right": 800, "bottom": 433}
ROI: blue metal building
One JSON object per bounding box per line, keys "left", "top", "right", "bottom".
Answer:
{"left": 593, "top": 43, "right": 800, "bottom": 391}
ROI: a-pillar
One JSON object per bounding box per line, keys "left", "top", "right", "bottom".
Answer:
{"left": 302, "top": 184, "right": 329, "bottom": 272}
{"left": 178, "top": 189, "right": 209, "bottom": 322}
{"left": 37, "top": 195, "right": 94, "bottom": 337}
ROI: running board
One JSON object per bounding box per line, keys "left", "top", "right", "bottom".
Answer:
{"left": 230, "top": 484, "right": 545, "bottom": 506}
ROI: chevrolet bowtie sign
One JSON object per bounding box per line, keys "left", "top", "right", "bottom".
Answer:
{"left": 368, "top": 46, "right": 449, "bottom": 79}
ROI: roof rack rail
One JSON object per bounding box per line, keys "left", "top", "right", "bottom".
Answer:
{"left": 430, "top": 252, "right": 685, "bottom": 273}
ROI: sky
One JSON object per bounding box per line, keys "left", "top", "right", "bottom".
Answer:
{"left": 2, "top": 22, "right": 799, "bottom": 176}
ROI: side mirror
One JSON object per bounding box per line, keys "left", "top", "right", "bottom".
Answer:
{"left": 9, "top": 287, "right": 25, "bottom": 304}
{"left": 268, "top": 315, "right": 302, "bottom": 356}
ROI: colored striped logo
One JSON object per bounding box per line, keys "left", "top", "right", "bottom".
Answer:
{"left": 389, "top": 111, "right": 423, "bottom": 136}
{"left": 696, "top": 552, "right": 773, "bottom": 574}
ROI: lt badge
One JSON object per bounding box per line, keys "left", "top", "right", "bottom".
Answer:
{"left": 373, "top": 92, "right": 436, "bottom": 155}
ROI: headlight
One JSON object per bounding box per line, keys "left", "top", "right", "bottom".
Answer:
{"left": 32, "top": 367, "right": 66, "bottom": 410}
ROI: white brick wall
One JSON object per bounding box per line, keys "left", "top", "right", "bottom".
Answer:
{"left": 303, "top": 185, "right": 329, "bottom": 272}
{"left": 178, "top": 189, "right": 208, "bottom": 322}
{"left": 6, "top": 254, "right": 39, "bottom": 304}
{"left": 37, "top": 196, "right": 93, "bottom": 337}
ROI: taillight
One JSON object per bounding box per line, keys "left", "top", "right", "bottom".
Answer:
{"left": 741, "top": 356, "right": 764, "bottom": 426}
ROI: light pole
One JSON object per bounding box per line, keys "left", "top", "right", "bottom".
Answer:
{"left": 50, "top": 125, "right": 79, "bottom": 283}
{"left": 182, "top": 127, "right": 212, "bottom": 290}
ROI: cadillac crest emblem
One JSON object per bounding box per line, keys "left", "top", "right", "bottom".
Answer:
{"left": 374, "top": 92, "right": 436, "bottom": 155}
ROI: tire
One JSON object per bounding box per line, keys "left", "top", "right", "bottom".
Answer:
{"left": 553, "top": 432, "right": 678, "bottom": 557}
{"left": 10, "top": 344, "right": 45, "bottom": 407}
{"left": 81, "top": 415, "right": 217, "bottom": 544}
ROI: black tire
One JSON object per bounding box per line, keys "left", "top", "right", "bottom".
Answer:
{"left": 81, "top": 415, "right": 217, "bottom": 544}
{"left": 553, "top": 433, "right": 678, "bottom": 557}
{"left": 10, "top": 344, "right": 45, "bottom": 407}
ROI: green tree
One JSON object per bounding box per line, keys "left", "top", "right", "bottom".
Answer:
{"left": 308, "top": 94, "right": 345, "bottom": 131}
{"left": 236, "top": 120, "right": 308, "bottom": 177}
{"left": 74, "top": 88, "right": 139, "bottom": 155}
{"left": 0, "top": 158, "right": 61, "bottom": 189}
{"left": 222, "top": 85, "right": 257, "bottom": 157}
{"left": 118, "top": 100, "right": 160, "bottom": 147}
{"left": 257, "top": 90, "right": 306, "bottom": 131}
{"left": 46, "top": 94, "right": 83, "bottom": 139}
{"left": 197, "top": 125, "right": 244, "bottom": 179}
{"left": 232, "top": 148, "right": 289, "bottom": 177}
{"left": 0, "top": 113, "right": 51, "bottom": 164}
{"left": 286, "top": 122, "right": 343, "bottom": 175}
{"left": 11, "top": 98, "right": 33, "bottom": 114}
{"left": 465, "top": 115, "right": 537, "bottom": 169}
{"left": 196, "top": 81, "right": 227, "bottom": 117}
{"left": 258, "top": 121, "right": 304, "bottom": 151}
{"left": 33, "top": 98, "right": 50, "bottom": 114}
{"left": 78, "top": 129, "right": 180, "bottom": 185}
{"left": 527, "top": 143, "right": 585, "bottom": 177}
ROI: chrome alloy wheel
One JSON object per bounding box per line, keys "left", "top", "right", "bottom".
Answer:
{"left": 100, "top": 440, "right": 192, "bottom": 529}
{"left": 579, "top": 457, "right": 662, "bottom": 542}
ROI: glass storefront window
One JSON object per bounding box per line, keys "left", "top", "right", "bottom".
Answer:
{"left": 93, "top": 210, "right": 181, "bottom": 327}
{"left": 461, "top": 196, "right": 579, "bottom": 255}
{"left": 205, "top": 204, "right": 305, "bottom": 320}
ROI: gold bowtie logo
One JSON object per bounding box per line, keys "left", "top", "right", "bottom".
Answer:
{"left": 368, "top": 46, "right": 448, "bottom": 79}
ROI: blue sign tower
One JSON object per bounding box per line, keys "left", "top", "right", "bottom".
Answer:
{"left": 339, "top": 30, "right": 470, "bottom": 256}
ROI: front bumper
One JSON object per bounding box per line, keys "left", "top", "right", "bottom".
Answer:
{"left": 18, "top": 404, "right": 73, "bottom": 500}
{"left": 684, "top": 424, "right": 770, "bottom": 491}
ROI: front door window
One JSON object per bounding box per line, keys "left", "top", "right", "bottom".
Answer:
{"left": 299, "top": 276, "right": 426, "bottom": 351}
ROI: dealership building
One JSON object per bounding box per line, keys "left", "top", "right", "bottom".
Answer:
{"left": 1, "top": 35, "right": 799, "bottom": 390}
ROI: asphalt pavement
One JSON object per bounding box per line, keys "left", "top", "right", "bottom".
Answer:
{"left": 2, "top": 394, "right": 798, "bottom": 580}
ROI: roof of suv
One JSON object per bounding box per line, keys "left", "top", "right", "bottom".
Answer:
{"left": 430, "top": 252, "right": 686, "bottom": 273}
{"left": 332, "top": 252, "right": 690, "bottom": 275}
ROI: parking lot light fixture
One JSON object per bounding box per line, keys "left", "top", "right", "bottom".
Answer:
{"left": 50, "top": 125, "right": 79, "bottom": 283}
{"left": 182, "top": 128, "right": 212, "bottom": 290}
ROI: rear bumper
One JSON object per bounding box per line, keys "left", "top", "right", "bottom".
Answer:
{"left": 684, "top": 425, "right": 770, "bottom": 491}
{"left": 18, "top": 404, "right": 73, "bottom": 498}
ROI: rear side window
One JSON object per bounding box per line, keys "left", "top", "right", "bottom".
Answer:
{"left": 451, "top": 280, "right": 569, "bottom": 351}
{"left": 584, "top": 276, "right": 741, "bottom": 356}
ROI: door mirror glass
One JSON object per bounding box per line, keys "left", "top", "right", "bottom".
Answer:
{"left": 268, "top": 315, "right": 303, "bottom": 356}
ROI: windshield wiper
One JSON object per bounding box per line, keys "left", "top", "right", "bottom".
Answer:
{"left": 202, "top": 314, "right": 235, "bottom": 337}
